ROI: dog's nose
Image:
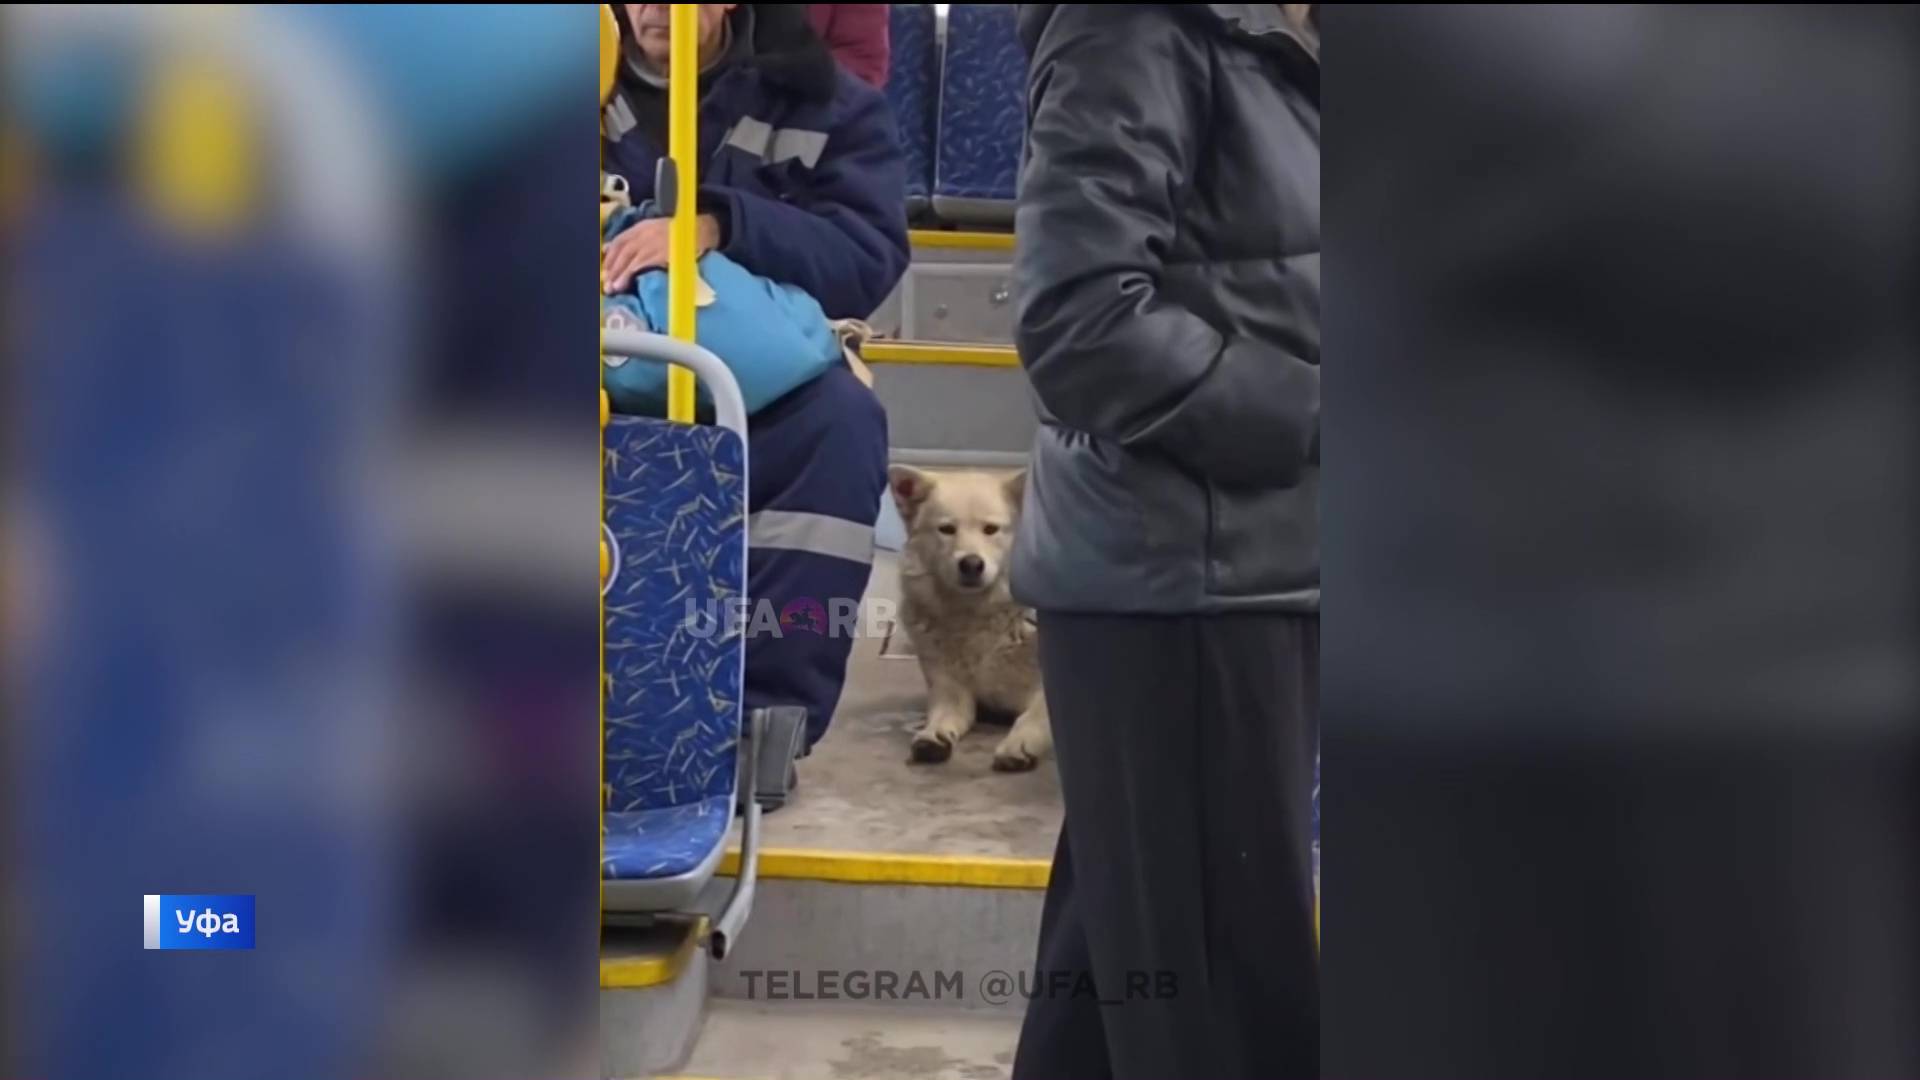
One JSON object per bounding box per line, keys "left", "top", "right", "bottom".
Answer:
{"left": 957, "top": 555, "right": 985, "bottom": 582}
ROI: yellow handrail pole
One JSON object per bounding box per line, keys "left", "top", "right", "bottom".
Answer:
{"left": 665, "top": 3, "right": 699, "bottom": 423}
{"left": 137, "top": 11, "right": 256, "bottom": 238}
{"left": 599, "top": 4, "right": 619, "bottom": 105}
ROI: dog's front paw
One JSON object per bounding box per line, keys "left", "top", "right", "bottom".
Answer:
{"left": 992, "top": 722, "right": 1050, "bottom": 772}
{"left": 909, "top": 731, "right": 954, "bottom": 764}
{"left": 991, "top": 746, "right": 1038, "bottom": 772}
{"left": 998, "top": 734, "right": 1044, "bottom": 768}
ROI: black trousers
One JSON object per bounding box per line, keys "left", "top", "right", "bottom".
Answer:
{"left": 1013, "top": 612, "right": 1320, "bottom": 1080}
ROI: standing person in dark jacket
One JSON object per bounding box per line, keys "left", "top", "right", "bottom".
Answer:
{"left": 1008, "top": 5, "right": 1320, "bottom": 1078}
{"left": 602, "top": 4, "right": 910, "bottom": 754}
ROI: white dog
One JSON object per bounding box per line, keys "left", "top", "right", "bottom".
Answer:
{"left": 888, "top": 465, "right": 1051, "bottom": 772}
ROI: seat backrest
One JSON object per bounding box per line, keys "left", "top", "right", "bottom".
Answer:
{"left": 884, "top": 3, "right": 938, "bottom": 209}
{"left": 603, "top": 414, "right": 747, "bottom": 816}
{"left": 934, "top": 3, "right": 1023, "bottom": 220}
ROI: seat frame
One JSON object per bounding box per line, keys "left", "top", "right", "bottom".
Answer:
{"left": 600, "top": 329, "right": 806, "bottom": 959}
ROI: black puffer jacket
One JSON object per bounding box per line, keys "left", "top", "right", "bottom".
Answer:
{"left": 1010, "top": 4, "right": 1320, "bottom": 615}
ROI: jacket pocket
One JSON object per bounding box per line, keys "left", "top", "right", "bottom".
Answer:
{"left": 1204, "top": 471, "right": 1319, "bottom": 598}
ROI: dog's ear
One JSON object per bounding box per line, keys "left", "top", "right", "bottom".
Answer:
{"left": 888, "top": 465, "right": 937, "bottom": 522}
{"left": 1003, "top": 469, "right": 1028, "bottom": 512}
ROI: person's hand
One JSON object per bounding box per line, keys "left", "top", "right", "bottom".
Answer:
{"left": 601, "top": 213, "right": 721, "bottom": 294}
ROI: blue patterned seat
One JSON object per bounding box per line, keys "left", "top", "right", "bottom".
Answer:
{"left": 602, "top": 413, "right": 747, "bottom": 909}
{"left": 603, "top": 799, "right": 735, "bottom": 880}
{"left": 885, "top": 4, "right": 938, "bottom": 217}
{"left": 933, "top": 3, "right": 1024, "bottom": 225}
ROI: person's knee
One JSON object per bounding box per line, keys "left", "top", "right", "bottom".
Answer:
{"left": 815, "top": 366, "right": 889, "bottom": 464}
{"left": 759, "top": 366, "right": 888, "bottom": 490}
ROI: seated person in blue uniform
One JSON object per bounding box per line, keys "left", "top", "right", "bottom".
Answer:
{"left": 602, "top": 3, "right": 908, "bottom": 756}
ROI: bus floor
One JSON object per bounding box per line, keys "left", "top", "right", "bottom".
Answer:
{"left": 761, "top": 549, "right": 1064, "bottom": 860}
{"left": 676, "top": 997, "right": 1020, "bottom": 1080}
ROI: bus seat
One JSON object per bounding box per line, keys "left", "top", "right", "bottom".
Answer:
{"left": 601, "top": 412, "right": 747, "bottom": 911}
{"left": 884, "top": 4, "right": 938, "bottom": 219}
{"left": 932, "top": 3, "right": 1023, "bottom": 226}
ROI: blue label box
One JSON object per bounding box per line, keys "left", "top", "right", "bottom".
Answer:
{"left": 144, "top": 894, "right": 255, "bottom": 950}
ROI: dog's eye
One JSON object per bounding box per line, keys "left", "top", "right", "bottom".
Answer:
{"left": 982, "top": 524, "right": 1001, "bottom": 536}
{"left": 938, "top": 523, "right": 957, "bottom": 536}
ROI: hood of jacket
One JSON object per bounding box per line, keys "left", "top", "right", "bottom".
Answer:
{"left": 614, "top": 4, "right": 842, "bottom": 103}
{"left": 1018, "top": 4, "right": 1314, "bottom": 59}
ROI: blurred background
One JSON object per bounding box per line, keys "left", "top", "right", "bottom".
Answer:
{"left": 7, "top": 3, "right": 1918, "bottom": 1078}
{"left": 1324, "top": 4, "right": 1918, "bottom": 1076}
{"left": 4, "top": 5, "right": 598, "bottom": 1078}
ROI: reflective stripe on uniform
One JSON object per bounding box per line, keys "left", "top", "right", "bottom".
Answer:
{"left": 602, "top": 95, "right": 638, "bottom": 142}
{"left": 723, "top": 116, "right": 829, "bottom": 168}
{"left": 749, "top": 509, "right": 875, "bottom": 564}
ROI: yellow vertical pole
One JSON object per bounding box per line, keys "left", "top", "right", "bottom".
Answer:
{"left": 136, "top": 27, "right": 256, "bottom": 237}
{"left": 665, "top": 2, "right": 699, "bottom": 423}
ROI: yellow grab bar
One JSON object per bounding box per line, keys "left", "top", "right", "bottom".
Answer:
{"left": 599, "top": 4, "right": 619, "bottom": 105}
{"left": 665, "top": 3, "right": 699, "bottom": 423}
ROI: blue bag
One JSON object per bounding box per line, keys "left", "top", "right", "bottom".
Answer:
{"left": 600, "top": 206, "right": 841, "bottom": 416}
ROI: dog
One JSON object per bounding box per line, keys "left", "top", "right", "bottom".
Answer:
{"left": 888, "top": 465, "right": 1051, "bottom": 772}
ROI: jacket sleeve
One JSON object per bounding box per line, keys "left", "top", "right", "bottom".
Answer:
{"left": 703, "top": 86, "right": 910, "bottom": 319}
{"left": 812, "top": 4, "right": 891, "bottom": 89}
{"left": 1014, "top": 7, "right": 1320, "bottom": 489}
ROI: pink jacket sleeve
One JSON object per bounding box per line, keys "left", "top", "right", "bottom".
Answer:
{"left": 807, "top": 4, "right": 891, "bottom": 89}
